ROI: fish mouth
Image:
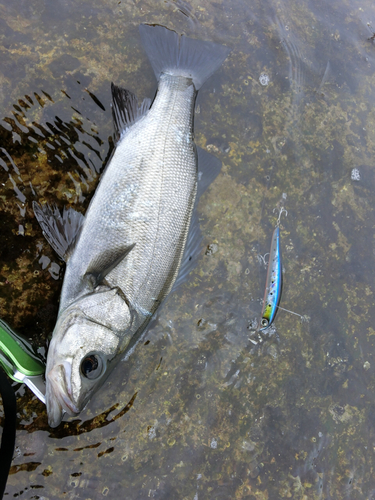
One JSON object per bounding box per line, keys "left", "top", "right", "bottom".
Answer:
{"left": 46, "top": 363, "right": 80, "bottom": 427}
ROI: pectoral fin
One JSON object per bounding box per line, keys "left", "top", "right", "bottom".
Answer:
{"left": 84, "top": 243, "right": 136, "bottom": 289}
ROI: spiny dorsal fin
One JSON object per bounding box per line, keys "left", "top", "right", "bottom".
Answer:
{"left": 33, "top": 201, "right": 84, "bottom": 261}
{"left": 111, "top": 83, "right": 151, "bottom": 142}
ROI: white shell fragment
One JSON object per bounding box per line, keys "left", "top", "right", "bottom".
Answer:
{"left": 351, "top": 168, "right": 361, "bottom": 181}
{"left": 259, "top": 73, "right": 270, "bottom": 86}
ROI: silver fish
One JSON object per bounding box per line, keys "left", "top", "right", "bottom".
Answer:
{"left": 33, "top": 24, "right": 230, "bottom": 427}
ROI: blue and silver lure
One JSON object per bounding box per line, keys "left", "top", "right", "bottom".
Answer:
{"left": 259, "top": 209, "right": 286, "bottom": 330}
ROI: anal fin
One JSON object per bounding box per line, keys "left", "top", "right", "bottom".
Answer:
{"left": 171, "top": 209, "right": 202, "bottom": 292}
{"left": 172, "top": 147, "right": 222, "bottom": 292}
{"left": 196, "top": 146, "right": 222, "bottom": 200}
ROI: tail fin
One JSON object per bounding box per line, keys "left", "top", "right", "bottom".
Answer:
{"left": 139, "top": 24, "right": 230, "bottom": 90}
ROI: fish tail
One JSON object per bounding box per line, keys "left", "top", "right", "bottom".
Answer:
{"left": 139, "top": 24, "right": 230, "bottom": 90}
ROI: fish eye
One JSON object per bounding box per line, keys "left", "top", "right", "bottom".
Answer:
{"left": 261, "top": 318, "right": 269, "bottom": 327}
{"left": 81, "top": 354, "right": 104, "bottom": 380}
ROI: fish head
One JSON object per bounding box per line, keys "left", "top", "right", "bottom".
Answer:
{"left": 45, "top": 292, "right": 132, "bottom": 427}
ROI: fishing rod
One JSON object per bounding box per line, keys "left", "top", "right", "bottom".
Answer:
{"left": 0, "top": 319, "right": 46, "bottom": 498}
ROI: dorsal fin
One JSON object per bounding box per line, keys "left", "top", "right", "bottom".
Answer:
{"left": 111, "top": 84, "right": 151, "bottom": 142}
{"left": 33, "top": 202, "right": 84, "bottom": 261}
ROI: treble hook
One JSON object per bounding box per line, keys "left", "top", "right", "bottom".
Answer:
{"left": 273, "top": 207, "right": 288, "bottom": 227}
{"left": 257, "top": 252, "right": 269, "bottom": 266}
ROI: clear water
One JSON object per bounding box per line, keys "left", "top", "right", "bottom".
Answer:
{"left": 1, "top": 0, "right": 375, "bottom": 498}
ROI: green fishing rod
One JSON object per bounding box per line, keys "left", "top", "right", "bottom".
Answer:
{"left": 0, "top": 319, "right": 46, "bottom": 499}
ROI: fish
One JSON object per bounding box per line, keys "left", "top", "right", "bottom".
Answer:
{"left": 259, "top": 225, "right": 282, "bottom": 330}
{"left": 33, "top": 24, "right": 230, "bottom": 427}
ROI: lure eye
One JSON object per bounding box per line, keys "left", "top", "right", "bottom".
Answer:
{"left": 261, "top": 318, "right": 269, "bottom": 327}
{"left": 81, "top": 354, "right": 104, "bottom": 380}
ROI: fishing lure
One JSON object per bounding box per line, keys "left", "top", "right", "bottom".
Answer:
{"left": 259, "top": 208, "right": 286, "bottom": 330}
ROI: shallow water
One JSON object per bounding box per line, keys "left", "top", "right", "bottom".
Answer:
{"left": 1, "top": 0, "right": 375, "bottom": 498}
